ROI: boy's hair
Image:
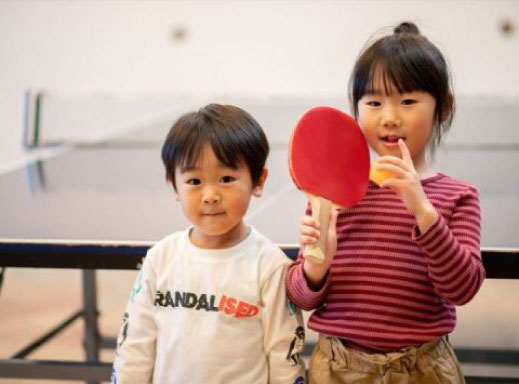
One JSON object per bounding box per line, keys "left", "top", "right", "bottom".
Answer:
{"left": 349, "top": 21, "right": 455, "bottom": 152}
{"left": 161, "top": 103, "right": 269, "bottom": 189}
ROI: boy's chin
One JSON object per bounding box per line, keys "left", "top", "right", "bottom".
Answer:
{"left": 191, "top": 222, "right": 247, "bottom": 245}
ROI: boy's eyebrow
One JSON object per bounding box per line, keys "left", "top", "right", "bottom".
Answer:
{"left": 179, "top": 163, "right": 238, "bottom": 173}
{"left": 179, "top": 164, "right": 200, "bottom": 173}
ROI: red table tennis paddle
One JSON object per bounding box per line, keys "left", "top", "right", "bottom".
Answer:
{"left": 289, "top": 106, "right": 370, "bottom": 263}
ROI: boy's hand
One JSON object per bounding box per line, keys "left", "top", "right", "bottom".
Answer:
{"left": 300, "top": 209, "right": 338, "bottom": 288}
{"left": 376, "top": 139, "right": 438, "bottom": 233}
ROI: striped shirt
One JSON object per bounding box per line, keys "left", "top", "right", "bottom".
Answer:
{"left": 286, "top": 173, "right": 485, "bottom": 352}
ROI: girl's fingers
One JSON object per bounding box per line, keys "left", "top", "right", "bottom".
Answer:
{"left": 398, "top": 139, "right": 413, "bottom": 167}
{"left": 301, "top": 225, "right": 320, "bottom": 238}
{"left": 375, "top": 156, "right": 411, "bottom": 173}
{"left": 374, "top": 155, "right": 401, "bottom": 164}
{"left": 300, "top": 215, "right": 320, "bottom": 243}
{"left": 380, "top": 177, "right": 402, "bottom": 189}
{"left": 374, "top": 162, "right": 406, "bottom": 178}
{"left": 301, "top": 215, "right": 319, "bottom": 229}
{"left": 301, "top": 235, "right": 318, "bottom": 244}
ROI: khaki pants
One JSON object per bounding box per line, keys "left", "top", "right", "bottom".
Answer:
{"left": 308, "top": 335, "right": 466, "bottom": 384}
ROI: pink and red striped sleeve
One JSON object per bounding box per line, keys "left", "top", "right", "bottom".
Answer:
{"left": 414, "top": 186, "right": 485, "bottom": 305}
{"left": 285, "top": 258, "right": 331, "bottom": 311}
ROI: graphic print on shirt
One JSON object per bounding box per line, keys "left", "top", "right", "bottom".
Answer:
{"left": 286, "top": 299, "right": 299, "bottom": 316}
{"left": 154, "top": 290, "right": 260, "bottom": 318}
{"left": 110, "top": 368, "right": 118, "bottom": 384}
{"left": 116, "top": 312, "right": 129, "bottom": 349}
{"left": 286, "top": 326, "right": 305, "bottom": 366}
{"left": 130, "top": 270, "right": 143, "bottom": 303}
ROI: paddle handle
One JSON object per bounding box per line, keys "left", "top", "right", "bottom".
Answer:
{"left": 303, "top": 195, "right": 333, "bottom": 264}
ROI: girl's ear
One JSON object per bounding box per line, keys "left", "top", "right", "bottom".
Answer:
{"left": 252, "top": 168, "right": 269, "bottom": 197}
{"left": 439, "top": 93, "right": 454, "bottom": 123}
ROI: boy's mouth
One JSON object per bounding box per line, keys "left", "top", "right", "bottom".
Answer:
{"left": 203, "top": 212, "right": 225, "bottom": 216}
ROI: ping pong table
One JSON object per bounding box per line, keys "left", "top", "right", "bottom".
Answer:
{"left": 1, "top": 97, "right": 518, "bottom": 383}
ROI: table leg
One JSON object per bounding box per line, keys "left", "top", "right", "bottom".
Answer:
{"left": 82, "top": 270, "right": 100, "bottom": 384}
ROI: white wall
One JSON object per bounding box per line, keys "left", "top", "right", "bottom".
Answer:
{"left": 1, "top": 1, "right": 518, "bottom": 169}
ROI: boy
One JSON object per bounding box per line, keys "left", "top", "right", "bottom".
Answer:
{"left": 111, "top": 104, "right": 305, "bottom": 384}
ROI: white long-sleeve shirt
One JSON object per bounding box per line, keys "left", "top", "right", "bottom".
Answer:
{"left": 112, "top": 227, "right": 306, "bottom": 384}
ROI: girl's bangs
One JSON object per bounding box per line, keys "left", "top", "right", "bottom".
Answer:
{"left": 365, "top": 55, "right": 428, "bottom": 96}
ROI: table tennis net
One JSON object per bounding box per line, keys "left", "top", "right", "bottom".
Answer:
{"left": 22, "top": 90, "right": 348, "bottom": 149}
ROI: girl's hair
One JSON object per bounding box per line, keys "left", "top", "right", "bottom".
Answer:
{"left": 161, "top": 103, "right": 269, "bottom": 189}
{"left": 349, "top": 21, "right": 455, "bottom": 152}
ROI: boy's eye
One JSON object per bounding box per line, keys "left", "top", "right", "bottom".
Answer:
{"left": 186, "top": 178, "right": 201, "bottom": 185}
{"left": 220, "top": 176, "right": 235, "bottom": 183}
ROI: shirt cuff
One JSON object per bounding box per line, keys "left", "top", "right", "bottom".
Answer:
{"left": 294, "top": 262, "right": 330, "bottom": 304}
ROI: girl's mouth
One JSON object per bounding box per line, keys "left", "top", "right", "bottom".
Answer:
{"left": 381, "top": 135, "right": 404, "bottom": 146}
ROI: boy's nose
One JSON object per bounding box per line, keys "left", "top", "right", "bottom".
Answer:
{"left": 202, "top": 187, "right": 221, "bottom": 204}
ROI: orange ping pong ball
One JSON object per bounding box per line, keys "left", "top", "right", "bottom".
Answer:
{"left": 369, "top": 160, "right": 396, "bottom": 186}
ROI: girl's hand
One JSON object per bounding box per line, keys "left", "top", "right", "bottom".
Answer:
{"left": 376, "top": 139, "right": 438, "bottom": 233}
{"left": 300, "top": 209, "right": 338, "bottom": 288}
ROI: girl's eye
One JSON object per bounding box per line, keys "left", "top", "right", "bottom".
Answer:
{"left": 220, "top": 176, "right": 235, "bottom": 183}
{"left": 366, "top": 100, "right": 381, "bottom": 107}
{"left": 401, "top": 99, "right": 417, "bottom": 105}
{"left": 187, "top": 178, "right": 201, "bottom": 185}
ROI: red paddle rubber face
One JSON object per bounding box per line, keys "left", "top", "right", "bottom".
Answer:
{"left": 289, "top": 106, "right": 370, "bottom": 208}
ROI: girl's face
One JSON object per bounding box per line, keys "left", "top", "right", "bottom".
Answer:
{"left": 357, "top": 72, "right": 437, "bottom": 171}
{"left": 174, "top": 144, "right": 267, "bottom": 249}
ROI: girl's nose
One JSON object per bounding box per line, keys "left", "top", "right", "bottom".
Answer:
{"left": 382, "top": 106, "right": 400, "bottom": 128}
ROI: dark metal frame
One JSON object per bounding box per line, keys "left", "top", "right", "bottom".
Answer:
{"left": 0, "top": 241, "right": 518, "bottom": 383}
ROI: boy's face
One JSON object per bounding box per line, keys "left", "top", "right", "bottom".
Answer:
{"left": 174, "top": 144, "right": 267, "bottom": 249}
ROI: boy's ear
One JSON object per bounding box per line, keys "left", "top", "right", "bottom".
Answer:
{"left": 171, "top": 183, "right": 180, "bottom": 201}
{"left": 252, "top": 168, "right": 269, "bottom": 197}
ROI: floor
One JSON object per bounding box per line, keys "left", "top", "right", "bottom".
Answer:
{"left": 0, "top": 268, "right": 133, "bottom": 384}
{"left": 1, "top": 267, "right": 519, "bottom": 383}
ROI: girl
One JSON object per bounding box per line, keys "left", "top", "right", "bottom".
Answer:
{"left": 286, "top": 22, "right": 484, "bottom": 383}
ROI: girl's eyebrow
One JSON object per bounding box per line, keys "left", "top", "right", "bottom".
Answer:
{"left": 364, "top": 89, "right": 383, "bottom": 96}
